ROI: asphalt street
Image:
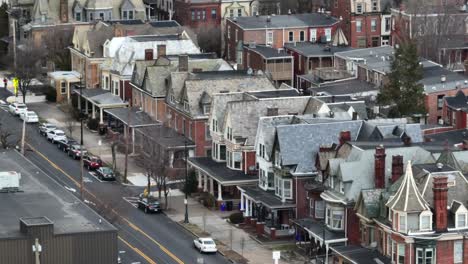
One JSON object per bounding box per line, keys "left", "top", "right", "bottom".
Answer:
{"left": 0, "top": 100, "right": 230, "bottom": 264}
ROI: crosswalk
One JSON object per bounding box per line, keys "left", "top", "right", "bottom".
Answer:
{"left": 123, "top": 196, "right": 140, "bottom": 208}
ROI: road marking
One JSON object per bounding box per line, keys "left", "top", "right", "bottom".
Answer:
{"left": 88, "top": 171, "right": 105, "bottom": 183}
{"left": 123, "top": 197, "right": 139, "bottom": 208}
{"left": 119, "top": 236, "right": 157, "bottom": 264}
{"left": 27, "top": 143, "right": 185, "bottom": 264}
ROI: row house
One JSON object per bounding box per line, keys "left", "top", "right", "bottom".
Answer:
{"left": 225, "top": 13, "right": 340, "bottom": 64}
{"left": 189, "top": 87, "right": 315, "bottom": 207}
{"left": 331, "top": 0, "right": 391, "bottom": 48}
{"left": 334, "top": 46, "right": 468, "bottom": 124}
{"left": 173, "top": 0, "right": 221, "bottom": 29}
{"left": 144, "top": 0, "right": 174, "bottom": 20}
{"left": 70, "top": 20, "right": 185, "bottom": 89}
{"left": 165, "top": 70, "right": 276, "bottom": 157}
{"left": 349, "top": 148, "right": 468, "bottom": 264}
{"left": 100, "top": 34, "right": 200, "bottom": 102}
{"left": 240, "top": 43, "right": 294, "bottom": 85}
{"left": 443, "top": 90, "right": 468, "bottom": 129}
{"left": 391, "top": 5, "right": 468, "bottom": 71}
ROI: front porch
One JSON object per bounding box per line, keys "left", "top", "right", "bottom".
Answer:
{"left": 188, "top": 157, "right": 258, "bottom": 207}
{"left": 74, "top": 87, "right": 128, "bottom": 124}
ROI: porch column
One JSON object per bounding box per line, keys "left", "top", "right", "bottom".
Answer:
{"left": 248, "top": 199, "right": 252, "bottom": 216}
{"left": 245, "top": 196, "right": 250, "bottom": 216}
{"left": 85, "top": 100, "right": 88, "bottom": 113}
{"left": 209, "top": 178, "right": 214, "bottom": 195}
{"left": 99, "top": 107, "right": 104, "bottom": 124}
{"left": 197, "top": 171, "right": 202, "bottom": 189}
{"left": 203, "top": 174, "right": 208, "bottom": 192}
{"left": 132, "top": 128, "right": 135, "bottom": 154}
{"left": 240, "top": 193, "right": 244, "bottom": 211}
{"left": 217, "top": 183, "right": 223, "bottom": 201}
{"left": 78, "top": 94, "right": 82, "bottom": 110}
{"left": 92, "top": 104, "right": 96, "bottom": 119}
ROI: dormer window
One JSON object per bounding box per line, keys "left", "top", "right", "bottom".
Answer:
{"left": 456, "top": 212, "right": 467, "bottom": 228}
{"left": 183, "top": 100, "right": 189, "bottom": 111}
{"left": 203, "top": 104, "right": 211, "bottom": 115}
{"left": 75, "top": 11, "right": 81, "bottom": 21}
{"left": 226, "top": 127, "right": 233, "bottom": 141}
{"left": 169, "top": 94, "right": 175, "bottom": 104}
{"left": 398, "top": 212, "right": 407, "bottom": 233}
{"left": 325, "top": 206, "right": 344, "bottom": 230}
{"left": 274, "top": 150, "right": 280, "bottom": 167}
{"left": 419, "top": 211, "right": 432, "bottom": 231}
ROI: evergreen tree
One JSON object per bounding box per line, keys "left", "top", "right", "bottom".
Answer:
{"left": 377, "top": 41, "right": 425, "bottom": 117}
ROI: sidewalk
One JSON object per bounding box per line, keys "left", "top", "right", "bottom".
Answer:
{"left": 27, "top": 102, "right": 146, "bottom": 182}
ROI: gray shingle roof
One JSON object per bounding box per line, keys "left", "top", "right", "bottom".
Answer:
{"left": 309, "top": 79, "right": 378, "bottom": 96}
{"left": 445, "top": 90, "right": 468, "bottom": 110}
{"left": 243, "top": 44, "right": 291, "bottom": 58}
{"left": 284, "top": 42, "right": 352, "bottom": 57}
{"left": 188, "top": 157, "right": 258, "bottom": 185}
{"left": 229, "top": 13, "right": 339, "bottom": 29}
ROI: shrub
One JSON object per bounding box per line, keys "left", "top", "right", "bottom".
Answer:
{"left": 183, "top": 170, "right": 198, "bottom": 195}
{"left": 203, "top": 194, "right": 216, "bottom": 209}
{"left": 229, "top": 212, "right": 244, "bottom": 224}
{"left": 45, "top": 86, "right": 56, "bottom": 102}
{"left": 87, "top": 118, "right": 99, "bottom": 131}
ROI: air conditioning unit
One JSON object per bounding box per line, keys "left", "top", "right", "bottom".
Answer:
{"left": 438, "top": 118, "right": 444, "bottom": 125}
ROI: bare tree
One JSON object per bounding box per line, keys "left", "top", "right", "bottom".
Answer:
{"left": 0, "top": 124, "right": 13, "bottom": 149}
{"left": 42, "top": 25, "right": 73, "bottom": 71}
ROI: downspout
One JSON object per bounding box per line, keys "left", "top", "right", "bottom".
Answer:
{"left": 244, "top": 150, "right": 248, "bottom": 174}
{"left": 282, "top": 28, "right": 285, "bottom": 47}
{"left": 295, "top": 176, "right": 298, "bottom": 219}
{"left": 344, "top": 207, "right": 348, "bottom": 246}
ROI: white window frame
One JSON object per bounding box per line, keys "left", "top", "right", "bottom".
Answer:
{"left": 288, "top": 31, "right": 294, "bottom": 42}
{"left": 299, "top": 31, "right": 305, "bottom": 42}
{"left": 315, "top": 200, "right": 325, "bottom": 219}
{"left": 454, "top": 240, "right": 463, "bottom": 263}
{"left": 325, "top": 28, "right": 332, "bottom": 42}
{"left": 339, "top": 180, "right": 344, "bottom": 194}
{"left": 183, "top": 100, "right": 189, "bottom": 111}
{"left": 371, "top": 19, "right": 377, "bottom": 32}
{"left": 227, "top": 25, "right": 231, "bottom": 39}
{"left": 266, "top": 31, "right": 274, "bottom": 46}
{"left": 397, "top": 243, "right": 405, "bottom": 264}
{"left": 398, "top": 212, "right": 407, "bottom": 233}
{"left": 283, "top": 179, "right": 292, "bottom": 199}
{"left": 356, "top": 3, "right": 363, "bottom": 14}
{"left": 356, "top": 20, "right": 362, "bottom": 33}
{"left": 310, "top": 29, "right": 317, "bottom": 42}
{"left": 325, "top": 206, "right": 344, "bottom": 230}
{"left": 60, "top": 81, "right": 67, "bottom": 95}
{"left": 235, "top": 29, "right": 238, "bottom": 42}
{"left": 419, "top": 211, "right": 432, "bottom": 231}
{"left": 456, "top": 212, "right": 467, "bottom": 229}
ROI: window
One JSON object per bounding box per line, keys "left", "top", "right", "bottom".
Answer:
{"left": 219, "top": 145, "right": 226, "bottom": 161}
{"left": 454, "top": 240, "right": 463, "bottom": 263}
{"left": 229, "top": 9, "right": 234, "bottom": 17}
{"left": 227, "top": 25, "right": 231, "bottom": 39}
{"left": 275, "top": 176, "right": 280, "bottom": 195}
{"left": 226, "top": 127, "right": 233, "bottom": 141}
{"left": 371, "top": 19, "right": 377, "bottom": 31}
{"left": 197, "top": 10, "right": 201, "bottom": 20}
{"left": 385, "top": 17, "right": 391, "bottom": 32}
{"left": 183, "top": 100, "right": 189, "bottom": 111}
{"left": 288, "top": 31, "right": 294, "bottom": 42}
{"left": 310, "top": 29, "right": 317, "bottom": 42}
{"left": 235, "top": 29, "right": 238, "bottom": 42}
{"left": 420, "top": 213, "right": 431, "bottom": 230}
{"left": 372, "top": 36, "right": 380, "bottom": 47}
{"left": 128, "top": 10, "right": 134, "bottom": 19}
{"left": 60, "top": 81, "right": 67, "bottom": 94}
{"left": 309, "top": 199, "right": 314, "bottom": 217}
{"left": 372, "top": 1, "right": 378, "bottom": 11}
{"left": 211, "top": 8, "right": 217, "bottom": 19}
{"left": 326, "top": 206, "right": 344, "bottom": 230}
{"left": 339, "top": 181, "right": 344, "bottom": 194}
{"left": 202, "top": 10, "right": 206, "bottom": 20}
{"left": 399, "top": 213, "right": 406, "bottom": 232}
{"left": 237, "top": 8, "right": 242, "bottom": 17}
{"left": 203, "top": 104, "right": 210, "bottom": 115}
{"left": 122, "top": 10, "right": 127, "bottom": 20}
{"left": 75, "top": 12, "right": 81, "bottom": 21}
{"left": 397, "top": 244, "right": 405, "bottom": 264}
{"left": 89, "top": 13, "right": 94, "bottom": 21}
{"left": 456, "top": 212, "right": 467, "bottom": 228}
{"left": 259, "top": 143, "right": 263, "bottom": 158}
{"left": 437, "top": 94, "right": 445, "bottom": 109}
{"left": 356, "top": 20, "right": 362, "bottom": 32}
{"left": 105, "top": 76, "right": 109, "bottom": 90}
{"left": 228, "top": 151, "right": 242, "bottom": 169}
{"left": 299, "top": 31, "right": 305, "bottom": 41}
{"left": 334, "top": 0, "right": 338, "bottom": 8}
{"left": 205, "top": 123, "right": 211, "bottom": 139}
{"left": 356, "top": 3, "right": 363, "bottom": 13}
{"left": 191, "top": 10, "right": 195, "bottom": 21}
{"left": 99, "top": 12, "right": 104, "bottom": 20}
{"left": 315, "top": 200, "right": 325, "bottom": 219}
{"left": 283, "top": 179, "right": 292, "bottom": 199}
{"left": 112, "top": 81, "right": 119, "bottom": 96}
{"left": 274, "top": 150, "right": 280, "bottom": 166}
{"left": 325, "top": 28, "right": 332, "bottom": 42}
{"left": 266, "top": 31, "right": 273, "bottom": 45}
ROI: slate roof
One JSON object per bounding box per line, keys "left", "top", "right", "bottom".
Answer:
{"left": 229, "top": 13, "right": 340, "bottom": 29}
{"left": 243, "top": 44, "right": 291, "bottom": 59}
{"left": 149, "top": 20, "right": 181, "bottom": 27}
{"left": 104, "top": 107, "right": 160, "bottom": 128}
{"left": 386, "top": 161, "right": 431, "bottom": 212}
{"left": 284, "top": 42, "right": 352, "bottom": 57}
{"left": 188, "top": 157, "right": 258, "bottom": 185}
{"left": 335, "top": 46, "right": 394, "bottom": 73}
{"left": 135, "top": 125, "right": 195, "bottom": 149}
{"left": 421, "top": 65, "right": 468, "bottom": 94}
{"left": 331, "top": 245, "right": 391, "bottom": 264}
{"left": 357, "top": 189, "right": 384, "bottom": 218}
{"left": 309, "top": 79, "right": 378, "bottom": 96}
{"left": 436, "top": 148, "right": 464, "bottom": 172}
{"left": 357, "top": 121, "right": 423, "bottom": 143}
{"left": 276, "top": 120, "right": 363, "bottom": 173}
{"left": 239, "top": 186, "right": 296, "bottom": 209}
{"left": 293, "top": 218, "right": 346, "bottom": 242}
{"left": 445, "top": 90, "right": 468, "bottom": 111}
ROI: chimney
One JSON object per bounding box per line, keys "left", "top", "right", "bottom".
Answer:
{"left": 403, "top": 135, "right": 412, "bottom": 146}
{"left": 60, "top": 0, "right": 69, "bottom": 23}
{"left": 374, "top": 146, "right": 386, "bottom": 189}
{"left": 178, "top": 55, "right": 189, "bottom": 72}
{"left": 144, "top": 49, "right": 154, "bottom": 61}
{"left": 339, "top": 131, "right": 351, "bottom": 145}
{"left": 433, "top": 176, "right": 448, "bottom": 232}
{"left": 391, "top": 155, "right": 404, "bottom": 183}
{"left": 266, "top": 107, "right": 278, "bottom": 116}
{"left": 157, "top": 45, "right": 166, "bottom": 59}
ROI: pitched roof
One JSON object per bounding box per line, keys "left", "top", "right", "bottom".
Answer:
{"left": 229, "top": 13, "right": 339, "bottom": 29}
{"left": 444, "top": 90, "right": 468, "bottom": 110}
{"left": 436, "top": 147, "right": 464, "bottom": 172}
{"left": 386, "top": 161, "right": 430, "bottom": 212}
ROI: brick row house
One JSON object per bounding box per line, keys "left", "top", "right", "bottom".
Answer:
{"left": 330, "top": 0, "right": 391, "bottom": 48}
{"left": 443, "top": 90, "right": 468, "bottom": 129}
{"left": 173, "top": 0, "right": 221, "bottom": 29}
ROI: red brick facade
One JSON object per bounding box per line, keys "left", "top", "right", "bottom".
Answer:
{"left": 350, "top": 14, "right": 382, "bottom": 48}
{"left": 426, "top": 88, "right": 468, "bottom": 125}
{"left": 346, "top": 207, "right": 361, "bottom": 245}
{"left": 174, "top": 0, "right": 221, "bottom": 28}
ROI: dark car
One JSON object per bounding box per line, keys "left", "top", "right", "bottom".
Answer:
{"left": 68, "top": 144, "right": 86, "bottom": 159}
{"left": 137, "top": 197, "right": 161, "bottom": 213}
{"left": 56, "top": 138, "right": 78, "bottom": 152}
{"left": 95, "top": 167, "right": 115, "bottom": 181}
{"left": 82, "top": 154, "right": 102, "bottom": 170}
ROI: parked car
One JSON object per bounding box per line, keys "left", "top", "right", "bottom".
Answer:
{"left": 19, "top": 111, "right": 39, "bottom": 123}
{"left": 39, "top": 123, "right": 56, "bottom": 136}
{"left": 46, "top": 129, "right": 66, "bottom": 143}
{"left": 56, "top": 138, "right": 78, "bottom": 152}
{"left": 193, "top": 238, "right": 217, "bottom": 253}
{"left": 137, "top": 197, "right": 161, "bottom": 213}
{"left": 68, "top": 144, "right": 86, "bottom": 159}
{"left": 95, "top": 167, "right": 115, "bottom": 181}
{"left": 82, "top": 153, "right": 102, "bottom": 170}
{"left": 8, "top": 102, "right": 27, "bottom": 116}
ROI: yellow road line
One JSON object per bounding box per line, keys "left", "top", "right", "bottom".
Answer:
{"left": 119, "top": 236, "right": 157, "bottom": 264}
{"left": 27, "top": 143, "right": 184, "bottom": 264}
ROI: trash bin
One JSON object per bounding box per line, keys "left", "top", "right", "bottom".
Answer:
{"left": 220, "top": 202, "right": 226, "bottom": 211}
{"left": 226, "top": 201, "right": 233, "bottom": 211}
{"left": 98, "top": 125, "right": 107, "bottom": 135}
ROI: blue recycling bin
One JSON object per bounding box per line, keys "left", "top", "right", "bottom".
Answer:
{"left": 220, "top": 202, "right": 226, "bottom": 211}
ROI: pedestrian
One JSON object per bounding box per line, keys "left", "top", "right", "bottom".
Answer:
{"left": 3, "top": 78, "right": 7, "bottom": 89}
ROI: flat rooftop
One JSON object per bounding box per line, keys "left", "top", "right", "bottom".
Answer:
{"left": 0, "top": 151, "right": 116, "bottom": 239}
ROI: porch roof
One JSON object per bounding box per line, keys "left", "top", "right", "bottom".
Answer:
{"left": 135, "top": 126, "right": 195, "bottom": 150}
{"left": 188, "top": 157, "right": 258, "bottom": 186}
{"left": 73, "top": 87, "right": 128, "bottom": 108}
{"left": 292, "top": 218, "right": 346, "bottom": 245}
{"left": 104, "top": 107, "right": 160, "bottom": 128}
{"left": 238, "top": 186, "right": 296, "bottom": 209}
{"left": 330, "top": 245, "right": 391, "bottom": 264}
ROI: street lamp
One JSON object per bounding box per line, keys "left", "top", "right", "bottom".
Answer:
{"left": 78, "top": 77, "right": 86, "bottom": 201}
{"left": 184, "top": 139, "right": 189, "bottom": 224}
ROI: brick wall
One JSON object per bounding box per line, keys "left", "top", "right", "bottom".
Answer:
{"left": 426, "top": 88, "right": 468, "bottom": 125}
{"left": 346, "top": 207, "right": 360, "bottom": 245}
{"left": 350, "top": 14, "right": 382, "bottom": 48}
{"left": 437, "top": 240, "right": 454, "bottom": 264}
{"left": 243, "top": 49, "right": 265, "bottom": 71}
{"left": 242, "top": 151, "right": 256, "bottom": 174}
{"left": 174, "top": 1, "right": 220, "bottom": 28}
{"left": 294, "top": 177, "right": 311, "bottom": 219}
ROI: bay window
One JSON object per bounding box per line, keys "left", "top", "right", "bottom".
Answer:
{"left": 227, "top": 151, "right": 242, "bottom": 170}
{"left": 417, "top": 248, "right": 434, "bottom": 264}
{"left": 325, "top": 206, "right": 344, "bottom": 230}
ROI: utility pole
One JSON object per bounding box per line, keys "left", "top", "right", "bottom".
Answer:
{"left": 20, "top": 115, "right": 25, "bottom": 155}
{"left": 12, "top": 18, "right": 16, "bottom": 70}
{"left": 79, "top": 77, "right": 85, "bottom": 200}
{"left": 184, "top": 139, "right": 189, "bottom": 224}
{"left": 123, "top": 107, "right": 130, "bottom": 183}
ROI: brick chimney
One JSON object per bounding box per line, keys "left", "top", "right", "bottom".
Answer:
{"left": 403, "top": 135, "right": 412, "bottom": 146}
{"left": 433, "top": 176, "right": 448, "bottom": 232}
{"left": 339, "top": 131, "right": 351, "bottom": 145}
{"left": 391, "top": 155, "right": 404, "bottom": 183}
{"left": 144, "top": 49, "right": 154, "bottom": 61}
{"left": 374, "top": 146, "right": 386, "bottom": 188}
{"left": 179, "top": 55, "right": 189, "bottom": 72}
{"left": 157, "top": 45, "right": 166, "bottom": 59}
{"left": 60, "top": 0, "right": 69, "bottom": 23}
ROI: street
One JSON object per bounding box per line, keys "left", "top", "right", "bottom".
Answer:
{"left": 0, "top": 101, "right": 230, "bottom": 264}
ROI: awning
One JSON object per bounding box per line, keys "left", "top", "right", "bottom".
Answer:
{"left": 188, "top": 157, "right": 258, "bottom": 186}
{"left": 73, "top": 88, "right": 128, "bottom": 108}
{"left": 292, "top": 218, "right": 347, "bottom": 246}
{"left": 238, "top": 186, "right": 296, "bottom": 209}
{"left": 104, "top": 107, "right": 160, "bottom": 128}
{"left": 330, "top": 245, "right": 391, "bottom": 264}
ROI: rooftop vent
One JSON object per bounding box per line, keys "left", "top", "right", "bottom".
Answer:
{"left": 267, "top": 15, "right": 271, "bottom": 22}
{"left": 441, "top": 75, "right": 446, "bottom": 83}
{"left": 436, "top": 163, "right": 444, "bottom": 170}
